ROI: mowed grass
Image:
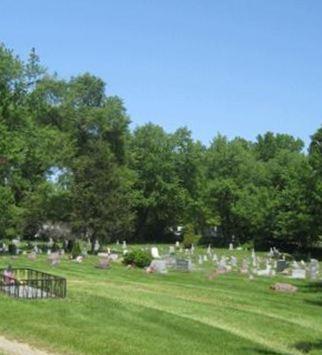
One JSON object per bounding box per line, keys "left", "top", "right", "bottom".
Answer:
{"left": 0, "top": 248, "right": 321, "bottom": 355}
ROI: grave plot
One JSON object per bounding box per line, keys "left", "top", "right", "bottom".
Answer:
{"left": 0, "top": 268, "right": 66, "bottom": 299}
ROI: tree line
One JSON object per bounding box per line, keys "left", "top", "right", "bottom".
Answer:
{"left": 0, "top": 44, "right": 321, "bottom": 251}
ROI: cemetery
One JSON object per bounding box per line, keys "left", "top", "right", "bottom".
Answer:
{"left": 1, "top": 5, "right": 322, "bottom": 353}
{"left": 0, "top": 240, "right": 321, "bottom": 354}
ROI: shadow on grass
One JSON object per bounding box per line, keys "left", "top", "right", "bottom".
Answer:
{"left": 305, "top": 299, "right": 322, "bottom": 307}
{"left": 294, "top": 341, "right": 322, "bottom": 353}
{"left": 299, "top": 281, "right": 322, "bottom": 293}
{"left": 240, "top": 348, "right": 281, "bottom": 354}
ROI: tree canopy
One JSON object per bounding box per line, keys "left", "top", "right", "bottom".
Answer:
{"left": 0, "top": 44, "right": 321, "bottom": 251}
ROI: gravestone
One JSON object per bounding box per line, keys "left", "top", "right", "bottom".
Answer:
{"left": 98, "top": 252, "right": 109, "bottom": 258}
{"left": 48, "top": 238, "right": 54, "bottom": 248}
{"left": 231, "top": 256, "right": 238, "bottom": 268}
{"left": 176, "top": 259, "right": 192, "bottom": 272}
{"left": 198, "top": 255, "right": 203, "bottom": 265}
{"left": 122, "top": 241, "right": 127, "bottom": 249}
{"left": 203, "top": 255, "right": 208, "bottom": 262}
{"left": 175, "top": 241, "right": 180, "bottom": 248}
{"left": 240, "top": 258, "right": 249, "bottom": 274}
{"left": 309, "top": 259, "right": 319, "bottom": 280}
{"left": 229, "top": 243, "right": 234, "bottom": 251}
{"left": 149, "top": 260, "right": 167, "bottom": 274}
{"left": 97, "top": 257, "right": 110, "bottom": 269}
{"left": 291, "top": 267, "right": 306, "bottom": 279}
{"left": 151, "top": 247, "right": 160, "bottom": 259}
{"left": 94, "top": 240, "right": 100, "bottom": 252}
{"left": 109, "top": 253, "right": 118, "bottom": 261}
{"left": 276, "top": 260, "right": 288, "bottom": 273}
{"left": 48, "top": 253, "right": 60, "bottom": 266}
{"left": 169, "top": 246, "right": 175, "bottom": 254}
{"left": 207, "top": 245, "right": 212, "bottom": 255}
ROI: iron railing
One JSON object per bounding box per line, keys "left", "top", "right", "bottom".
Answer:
{"left": 0, "top": 268, "right": 66, "bottom": 299}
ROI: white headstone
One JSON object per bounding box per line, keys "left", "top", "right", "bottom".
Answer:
{"left": 229, "top": 243, "right": 234, "bottom": 251}
{"left": 151, "top": 247, "right": 160, "bottom": 259}
{"left": 169, "top": 246, "right": 175, "bottom": 254}
{"left": 291, "top": 268, "right": 306, "bottom": 279}
{"left": 309, "top": 259, "right": 319, "bottom": 280}
{"left": 150, "top": 260, "right": 167, "bottom": 274}
{"left": 94, "top": 240, "right": 100, "bottom": 252}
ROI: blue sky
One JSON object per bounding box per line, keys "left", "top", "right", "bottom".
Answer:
{"left": 1, "top": 0, "right": 322, "bottom": 147}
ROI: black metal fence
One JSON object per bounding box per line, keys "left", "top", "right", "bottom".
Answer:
{"left": 0, "top": 268, "right": 66, "bottom": 299}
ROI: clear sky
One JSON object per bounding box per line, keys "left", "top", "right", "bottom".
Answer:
{"left": 1, "top": 0, "right": 322, "bottom": 147}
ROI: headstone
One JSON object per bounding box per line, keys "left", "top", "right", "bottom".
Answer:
{"left": 291, "top": 266, "right": 306, "bottom": 279}
{"left": 240, "top": 258, "right": 249, "bottom": 274}
{"left": 257, "top": 264, "right": 274, "bottom": 277}
{"left": 97, "top": 257, "right": 110, "bottom": 269}
{"left": 276, "top": 260, "right": 288, "bottom": 273}
{"left": 230, "top": 256, "right": 238, "bottom": 268}
{"left": 229, "top": 243, "right": 234, "bottom": 251}
{"left": 94, "top": 240, "right": 100, "bottom": 252}
{"left": 151, "top": 247, "right": 160, "bottom": 259}
{"left": 212, "top": 254, "right": 218, "bottom": 262}
{"left": 198, "top": 255, "right": 203, "bottom": 265}
{"left": 191, "top": 244, "right": 195, "bottom": 254}
{"left": 176, "top": 259, "right": 192, "bottom": 272}
{"left": 122, "top": 241, "right": 127, "bottom": 249}
{"left": 48, "top": 238, "right": 54, "bottom": 248}
{"left": 175, "top": 241, "right": 180, "bottom": 248}
{"left": 98, "top": 252, "right": 109, "bottom": 258}
{"left": 48, "top": 253, "right": 60, "bottom": 266}
{"left": 207, "top": 245, "right": 212, "bottom": 255}
{"left": 203, "top": 255, "right": 208, "bottom": 262}
{"left": 75, "top": 256, "right": 83, "bottom": 263}
{"left": 309, "top": 259, "right": 319, "bottom": 280}
{"left": 218, "top": 257, "right": 228, "bottom": 273}
{"left": 149, "top": 260, "right": 167, "bottom": 274}
{"left": 169, "top": 246, "right": 175, "bottom": 254}
{"left": 271, "top": 283, "right": 298, "bottom": 293}
{"left": 116, "top": 240, "right": 119, "bottom": 246}
{"left": 109, "top": 253, "right": 118, "bottom": 261}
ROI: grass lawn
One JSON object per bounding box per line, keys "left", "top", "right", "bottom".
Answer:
{"left": 0, "top": 247, "right": 321, "bottom": 355}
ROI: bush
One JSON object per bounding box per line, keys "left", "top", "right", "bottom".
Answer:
{"left": 71, "top": 240, "right": 82, "bottom": 259}
{"left": 182, "top": 224, "right": 201, "bottom": 249}
{"left": 123, "top": 249, "right": 152, "bottom": 268}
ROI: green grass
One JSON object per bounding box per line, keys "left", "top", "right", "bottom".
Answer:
{"left": 0, "top": 247, "right": 321, "bottom": 355}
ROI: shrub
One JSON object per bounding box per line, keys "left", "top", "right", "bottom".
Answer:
{"left": 123, "top": 249, "right": 152, "bottom": 268}
{"left": 182, "top": 224, "right": 201, "bottom": 249}
{"left": 71, "top": 240, "right": 82, "bottom": 259}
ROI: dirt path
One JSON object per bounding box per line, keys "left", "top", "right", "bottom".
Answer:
{"left": 0, "top": 335, "right": 51, "bottom": 355}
